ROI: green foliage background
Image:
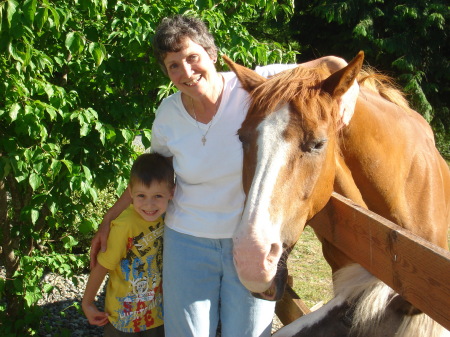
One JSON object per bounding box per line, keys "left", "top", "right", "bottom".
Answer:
{"left": 290, "top": 0, "right": 449, "bottom": 157}
{"left": 0, "top": 0, "right": 448, "bottom": 335}
{"left": 0, "top": 0, "right": 297, "bottom": 335}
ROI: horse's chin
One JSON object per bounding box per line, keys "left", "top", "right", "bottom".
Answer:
{"left": 251, "top": 253, "right": 289, "bottom": 301}
{"left": 251, "top": 281, "right": 283, "bottom": 301}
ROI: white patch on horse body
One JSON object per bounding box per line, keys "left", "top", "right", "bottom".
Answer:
{"left": 241, "top": 106, "right": 291, "bottom": 242}
{"left": 272, "top": 295, "right": 348, "bottom": 337}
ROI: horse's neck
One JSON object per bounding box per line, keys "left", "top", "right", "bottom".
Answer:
{"left": 335, "top": 89, "right": 450, "bottom": 247}
{"left": 338, "top": 88, "right": 429, "bottom": 182}
{"left": 334, "top": 154, "right": 368, "bottom": 209}
{"left": 348, "top": 88, "right": 433, "bottom": 142}
{"left": 335, "top": 91, "right": 410, "bottom": 217}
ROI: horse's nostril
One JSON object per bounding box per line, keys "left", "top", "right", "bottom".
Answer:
{"left": 269, "top": 242, "right": 282, "bottom": 258}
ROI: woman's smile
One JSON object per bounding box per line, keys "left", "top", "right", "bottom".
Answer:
{"left": 185, "top": 74, "right": 202, "bottom": 86}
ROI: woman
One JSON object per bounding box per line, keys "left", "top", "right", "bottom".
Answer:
{"left": 91, "top": 15, "right": 358, "bottom": 337}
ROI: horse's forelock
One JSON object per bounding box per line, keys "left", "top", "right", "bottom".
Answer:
{"left": 247, "top": 66, "right": 336, "bottom": 125}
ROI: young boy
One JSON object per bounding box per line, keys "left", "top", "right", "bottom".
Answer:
{"left": 82, "top": 153, "right": 174, "bottom": 336}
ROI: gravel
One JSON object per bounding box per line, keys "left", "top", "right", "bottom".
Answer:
{"left": 37, "top": 272, "right": 106, "bottom": 337}
{"left": 0, "top": 269, "right": 283, "bottom": 336}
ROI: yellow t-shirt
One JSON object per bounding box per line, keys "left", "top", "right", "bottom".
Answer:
{"left": 97, "top": 205, "right": 164, "bottom": 333}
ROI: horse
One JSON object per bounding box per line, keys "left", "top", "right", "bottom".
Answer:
{"left": 224, "top": 52, "right": 450, "bottom": 336}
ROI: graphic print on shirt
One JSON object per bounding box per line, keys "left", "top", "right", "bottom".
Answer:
{"left": 113, "top": 224, "right": 164, "bottom": 332}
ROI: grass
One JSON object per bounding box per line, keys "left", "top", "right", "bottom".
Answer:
{"left": 287, "top": 226, "right": 333, "bottom": 308}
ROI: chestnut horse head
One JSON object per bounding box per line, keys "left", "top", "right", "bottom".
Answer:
{"left": 225, "top": 53, "right": 364, "bottom": 300}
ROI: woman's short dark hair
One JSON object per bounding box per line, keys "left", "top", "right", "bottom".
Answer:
{"left": 153, "top": 15, "right": 218, "bottom": 75}
{"left": 130, "top": 153, "right": 175, "bottom": 190}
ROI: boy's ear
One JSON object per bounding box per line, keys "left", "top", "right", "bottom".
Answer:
{"left": 128, "top": 184, "right": 133, "bottom": 198}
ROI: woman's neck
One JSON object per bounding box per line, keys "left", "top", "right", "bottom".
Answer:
{"left": 184, "top": 73, "right": 224, "bottom": 124}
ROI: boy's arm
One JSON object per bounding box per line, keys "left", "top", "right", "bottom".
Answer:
{"left": 82, "top": 263, "right": 110, "bottom": 326}
{"left": 90, "top": 186, "right": 132, "bottom": 269}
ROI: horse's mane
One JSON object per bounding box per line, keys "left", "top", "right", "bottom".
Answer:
{"left": 246, "top": 64, "right": 411, "bottom": 128}
{"left": 358, "top": 66, "right": 410, "bottom": 110}
{"left": 334, "top": 264, "right": 447, "bottom": 337}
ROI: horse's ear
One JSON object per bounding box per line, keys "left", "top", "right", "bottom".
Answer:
{"left": 222, "top": 55, "right": 266, "bottom": 92}
{"left": 322, "top": 51, "right": 364, "bottom": 98}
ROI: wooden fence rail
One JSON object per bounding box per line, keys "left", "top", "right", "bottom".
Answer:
{"left": 275, "top": 192, "right": 450, "bottom": 330}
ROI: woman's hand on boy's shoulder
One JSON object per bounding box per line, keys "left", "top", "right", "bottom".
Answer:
{"left": 89, "top": 219, "right": 111, "bottom": 269}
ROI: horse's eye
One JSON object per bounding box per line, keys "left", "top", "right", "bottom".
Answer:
{"left": 237, "top": 130, "right": 247, "bottom": 144}
{"left": 301, "top": 138, "right": 327, "bottom": 153}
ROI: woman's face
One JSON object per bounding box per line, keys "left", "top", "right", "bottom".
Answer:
{"left": 163, "top": 38, "right": 217, "bottom": 99}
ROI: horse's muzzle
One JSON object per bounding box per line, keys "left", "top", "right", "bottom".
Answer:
{"left": 251, "top": 250, "right": 289, "bottom": 301}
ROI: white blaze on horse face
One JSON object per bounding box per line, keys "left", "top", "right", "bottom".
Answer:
{"left": 234, "top": 106, "right": 291, "bottom": 292}
{"left": 249, "top": 106, "right": 291, "bottom": 234}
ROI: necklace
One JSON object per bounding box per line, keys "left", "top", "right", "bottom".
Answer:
{"left": 189, "top": 74, "right": 224, "bottom": 146}
{"left": 191, "top": 97, "right": 217, "bottom": 146}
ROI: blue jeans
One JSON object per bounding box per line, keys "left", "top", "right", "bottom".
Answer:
{"left": 163, "top": 226, "right": 275, "bottom": 337}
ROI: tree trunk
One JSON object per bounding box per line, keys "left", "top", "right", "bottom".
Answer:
{"left": 0, "top": 176, "right": 24, "bottom": 320}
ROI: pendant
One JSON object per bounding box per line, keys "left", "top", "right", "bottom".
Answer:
{"left": 202, "top": 136, "right": 206, "bottom": 146}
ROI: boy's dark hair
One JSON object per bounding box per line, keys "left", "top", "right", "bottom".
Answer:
{"left": 130, "top": 153, "right": 175, "bottom": 190}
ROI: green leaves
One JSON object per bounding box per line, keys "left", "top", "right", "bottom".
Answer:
{"left": 62, "top": 235, "right": 79, "bottom": 250}
{"left": 6, "top": 0, "right": 19, "bottom": 28}
{"left": 22, "top": 0, "right": 38, "bottom": 26}
{"left": 35, "top": 6, "right": 49, "bottom": 31}
{"left": 195, "top": 0, "right": 213, "bottom": 10}
{"left": 79, "top": 219, "right": 96, "bottom": 234}
{"left": 65, "top": 31, "right": 85, "bottom": 55}
{"left": 29, "top": 173, "right": 41, "bottom": 191}
{"left": 121, "top": 129, "right": 134, "bottom": 143}
{"left": 88, "top": 42, "right": 107, "bottom": 67}
{"left": 9, "top": 102, "right": 20, "bottom": 121}
{"left": 8, "top": 39, "right": 32, "bottom": 65}
{"left": 353, "top": 18, "right": 373, "bottom": 38}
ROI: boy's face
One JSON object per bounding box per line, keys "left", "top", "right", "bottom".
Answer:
{"left": 129, "top": 180, "right": 174, "bottom": 222}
